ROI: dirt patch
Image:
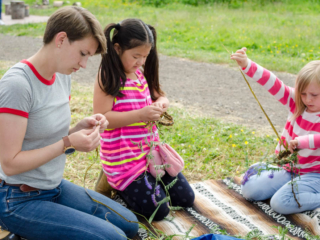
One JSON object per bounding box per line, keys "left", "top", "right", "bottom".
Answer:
{"left": 0, "top": 34, "right": 296, "bottom": 135}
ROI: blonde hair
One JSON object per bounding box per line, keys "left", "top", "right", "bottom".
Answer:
{"left": 293, "top": 60, "right": 320, "bottom": 119}
{"left": 43, "top": 6, "right": 106, "bottom": 54}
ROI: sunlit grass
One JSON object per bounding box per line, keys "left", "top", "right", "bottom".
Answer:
{"left": 2, "top": 0, "right": 320, "bottom": 73}
{"left": 0, "top": 60, "right": 14, "bottom": 78}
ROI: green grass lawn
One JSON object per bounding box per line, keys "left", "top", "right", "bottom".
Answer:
{"left": 2, "top": 0, "right": 320, "bottom": 73}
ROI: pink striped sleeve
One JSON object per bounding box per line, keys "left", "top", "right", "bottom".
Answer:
{"left": 279, "top": 85, "right": 290, "bottom": 105}
{"left": 256, "top": 69, "right": 270, "bottom": 86}
{"left": 245, "top": 61, "right": 258, "bottom": 78}
{"left": 314, "top": 135, "right": 320, "bottom": 147}
{"left": 296, "top": 134, "right": 320, "bottom": 149}
{"left": 296, "top": 136, "right": 309, "bottom": 149}
{"left": 243, "top": 60, "right": 294, "bottom": 109}
{"left": 268, "top": 78, "right": 282, "bottom": 95}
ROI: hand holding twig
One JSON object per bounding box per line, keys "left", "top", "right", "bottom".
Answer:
{"left": 288, "top": 139, "right": 299, "bottom": 153}
{"left": 230, "top": 47, "right": 248, "bottom": 69}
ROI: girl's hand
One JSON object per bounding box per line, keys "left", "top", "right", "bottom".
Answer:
{"left": 76, "top": 114, "right": 108, "bottom": 133}
{"left": 230, "top": 47, "right": 248, "bottom": 69}
{"left": 139, "top": 105, "right": 163, "bottom": 122}
{"left": 288, "top": 139, "right": 299, "bottom": 153}
{"left": 152, "top": 102, "right": 169, "bottom": 113}
{"left": 69, "top": 125, "right": 101, "bottom": 152}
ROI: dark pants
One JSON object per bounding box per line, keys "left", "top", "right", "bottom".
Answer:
{"left": 119, "top": 172, "right": 195, "bottom": 221}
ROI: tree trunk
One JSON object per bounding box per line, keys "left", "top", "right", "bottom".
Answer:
{"left": 11, "top": 1, "right": 25, "bottom": 20}
{"left": 24, "top": 4, "right": 29, "bottom": 17}
{"left": 5, "top": 4, "right": 11, "bottom": 15}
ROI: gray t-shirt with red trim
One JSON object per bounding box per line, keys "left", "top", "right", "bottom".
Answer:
{"left": 0, "top": 61, "right": 71, "bottom": 190}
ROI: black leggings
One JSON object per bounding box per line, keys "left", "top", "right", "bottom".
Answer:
{"left": 118, "top": 172, "right": 195, "bottom": 221}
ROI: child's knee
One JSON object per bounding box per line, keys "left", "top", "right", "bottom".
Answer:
{"left": 124, "top": 221, "right": 139, "bottom": 239}
{"left": 270, "top": 193, "right": 295, "bottom": 215}
{"left": 125, "top": 209, "right": 138, "bottom": 223}
{"left": 241, "top": 187, "right": 256, "bottom": 200}
{"left": 241, "top": 184, "right": 265, "bottom": 201}
{"left": 137, "top": 198, "right": 170, "bottom": 221}
{"left": 270, "top": 195, "right": 288, "bottom": 214}
{"left": 182, "top": 189, "right": 195, "bottom": 208}
{"left": 152, "top": 204, "right": 170, "bottom": 221}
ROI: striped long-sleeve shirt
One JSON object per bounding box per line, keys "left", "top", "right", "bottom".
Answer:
{"left": 100, "top": 69, "right": 159, "bottom": 191}
{"left": 243, "top": 59, "right": 320, "bottom": 174}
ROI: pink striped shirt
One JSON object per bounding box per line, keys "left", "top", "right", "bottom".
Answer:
{"left": 100, "top": 69, "right": 159, "bottom": 190}
{"left": 243, "top": 60, "right": 320, "bottom": 174}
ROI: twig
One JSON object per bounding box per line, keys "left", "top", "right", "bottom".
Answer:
{"left": 290, "top": 162, "right": 301, "bottom": 208}
{"left": 221, "top": 43, "right": 285, "bottom": 149}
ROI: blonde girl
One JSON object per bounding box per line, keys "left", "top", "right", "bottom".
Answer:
{"left": 231, "top": 47, "right": 320, "bottom": 214}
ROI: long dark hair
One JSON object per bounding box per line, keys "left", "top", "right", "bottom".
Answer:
{"left": 99, "top": 18, "right": 164, "bottom": 100}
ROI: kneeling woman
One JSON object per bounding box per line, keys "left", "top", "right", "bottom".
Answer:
{"left": 0, "top": 6, "right": 138, "bottom": 240}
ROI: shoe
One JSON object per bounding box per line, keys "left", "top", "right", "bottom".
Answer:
{"left": 0, "top": 230, "right": 21, "bottom": 240}
{"left": 95, "top": 169, "right": 116, "bottom": 198}
{"left": 0, "top": 20, "right": 5, "bottom": 26}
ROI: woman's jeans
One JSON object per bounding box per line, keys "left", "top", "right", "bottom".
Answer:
{"left": 241, "top": 163, "right": 320, "bottom": 214}
{"left": 0, "top": 179, "right": 139, "bottom": 240}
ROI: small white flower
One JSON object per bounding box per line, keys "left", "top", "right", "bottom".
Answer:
{"left": 181, "top": 144, "right": 185, "bottom": 147}
{"left": 182, "top": 149, "right": 186, "bottom": 154}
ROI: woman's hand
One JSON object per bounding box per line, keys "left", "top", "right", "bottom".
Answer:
{"left": 288, "top": 139, "right": 299, "bottom": 153}
{"left": 230, "top": 47, "right": 248, "bottom": 69}
{"left": 69, "top": 125, "right": 101, "bottom": 152}
{"left": 74, "top": 114, "right": 108, "bottom": 133}
{"left": 139, "top": 105, "right": 163, "bottom": 122}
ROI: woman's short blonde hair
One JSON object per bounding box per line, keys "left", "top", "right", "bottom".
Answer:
{"left": 43, "top": 6, "right": 106, "bottom": 54}
{"left": 293, "top": 60, "right": 320, "bottom": 119}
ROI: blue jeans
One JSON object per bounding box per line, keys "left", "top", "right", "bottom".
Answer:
{"left": 0, "top": 179, "right": 139, "bottom": 240}
{"left": 241, "top": 162, "right": 320, "bottom": 214}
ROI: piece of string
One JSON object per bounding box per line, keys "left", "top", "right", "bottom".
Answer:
{"left": 221, "top": 43, "right": 285, "bottom": 148}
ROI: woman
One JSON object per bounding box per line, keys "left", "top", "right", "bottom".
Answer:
{"left": 0, "top": 6, "right": 138, "bottom": 240}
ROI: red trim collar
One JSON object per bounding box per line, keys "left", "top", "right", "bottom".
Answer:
{"left": 21, "top": 60, "right": 55, "bottom": 85}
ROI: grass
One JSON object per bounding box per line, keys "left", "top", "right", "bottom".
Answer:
{"left": 0, "top": 60, "right": 13, "bottom": 76}
{"left": 2, "top": 0, "right": 320, "bottom": 73}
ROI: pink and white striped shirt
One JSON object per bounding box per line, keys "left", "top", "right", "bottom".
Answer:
{"left": 243, "top": 59, "right": 320, "bottom": 174}
{"left": 100, "top": 69, "right": 159, "bottom": 191}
